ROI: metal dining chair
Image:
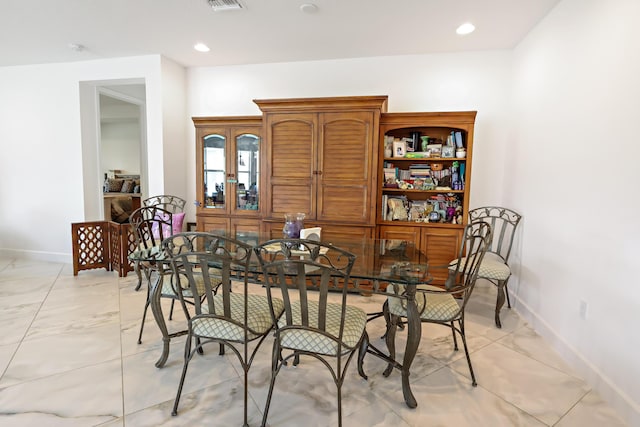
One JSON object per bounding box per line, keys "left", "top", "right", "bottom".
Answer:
{"left": 466, "top": 206, "right": 522, "bottom": 327}
{"left": 169, "top": 233, "right": 284, "bottom": 427}
{"left": 133, "top": 195, "right": 187, "bottom": 291}
{"left": 129, "top": 206, "right": 197, "bottom": 345}
{"left": 383, "top": 221, "right": 492, "bottom": 387}
{"left": 254, "top": 239, "right": 368, "bottom": 427}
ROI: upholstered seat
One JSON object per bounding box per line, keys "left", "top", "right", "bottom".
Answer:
{"left": 279, "top": 301, "right": 367, "bottom": 356}
{"left": 194, "top": 293, "right": 284, "bottom": 341}
{"left": 387, "top": 284, "right": 461, "bottom": 321}
{"left": 450, "top": 207, "right": 522, "bottom": 328}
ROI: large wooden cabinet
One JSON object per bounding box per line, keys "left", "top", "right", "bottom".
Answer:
{"left": 377, "top": 112, "right": 476, "bottom": 284}
{"left": 193, "top": 100, "right": 476, "bottom": 286}
{"left": 254, "top": 96, "right": 388, "bottom": 240}
{"left": 194, "top": 116, "right": 263, "bottom": 234}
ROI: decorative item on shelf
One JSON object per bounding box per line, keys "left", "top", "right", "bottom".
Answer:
{"left": 283, "top": 212, "right": 305, "bottom": 238}
{"left": 384, "top": 135, "right": 393, "bottom": 158}
{"left": 426, "top": 144, "right": 443, "bottom": 157}
{"left": 446, "top": 206, "right": 456, "bottom": 222}
{"left": 388, "top": 198, "right": 408, "bottom": 221}
{"left": 420, "top": 135, "right": 430, "bottom": 153}
{"left": 442, "top": 146, "right": 455, "bottom": 158}
{"left": 410, "top": 131, "right": 421, "bottom": 152}
{"left": 428, "top": 210, "right": 441, "bottom": 223}
{"left": 456, "top": 147, "right": 466, "bottom": 158}
{"left": 392, "top": 139, "right": 407, "bottom": 158}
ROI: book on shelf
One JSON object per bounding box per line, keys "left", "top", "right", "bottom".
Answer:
{"left": 383, "top": 167, "right": 397, "bottom": 182}
{"left": 455, "top": 131, "right": 464, "bottom": 148}
{"left": 381, "top": 194, "right": 388, "bottom": 221}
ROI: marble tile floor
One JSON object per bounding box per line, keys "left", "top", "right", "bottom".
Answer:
{"left": 0, "top": 257, "right": 628, "bottom": 427}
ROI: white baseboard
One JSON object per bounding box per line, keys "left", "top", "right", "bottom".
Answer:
{"left": 0, "top": 248, "right": 72, "bottom": 264}
{"left": 513, "top": 295, "right": 639, "bottom": 426}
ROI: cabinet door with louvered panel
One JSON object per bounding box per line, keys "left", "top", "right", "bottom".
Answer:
{"left": 264, "top": 113, "right": 317, "bottom": 219}
{"left": 317, "top": 111, "right": 376, "bottom": 224}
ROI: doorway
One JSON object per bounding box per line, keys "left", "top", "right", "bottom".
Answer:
{"left": 79, "top": 79, "right": 147, "bottom": 221}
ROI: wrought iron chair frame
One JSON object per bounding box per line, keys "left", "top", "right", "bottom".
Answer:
{"left": 129, "top": 206, "right": 187, "bottom": 344}
{"left": 133, "top": 195, "right": 187, "bottom": 291}
{"left": 254, "top": 239, "right": 368, "bottom": 427}
{"left": 469, "top": 206, "right": 522, "bottom": 328}
{"left": 383, "top": 221, "right": 492, "bottom": 387}
{"left": 169, "top": 233, "right": 281, "bottom": 427}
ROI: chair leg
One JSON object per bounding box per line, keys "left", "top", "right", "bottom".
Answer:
{"left": 137, "top": 276, "right": 152, "bottom": 344}
{"left": 383, "top": 313, "right": 399, "bottom": 377}
{"left": 458, "top": 319, "right": 477, "bottom": 386}
{"left": 450, "top": 321, "right": 459, "bottom": 351}
{"left": 134, "top": 260, "right": 143, "bottom": 291}
{"left": 261, "top": 340, "right": 280, "bottom": 427}
{"left": 337, "top": 381, "right": 343, "bottom": 427}
{"left": 357, "top": 332, "right": 369, "bottom": 380}
{"left": 168, "top": 299, "right": 175, "bottom": 320}
{"left": 504, "top": 279, "right": 512, "bottom": 308}
{"left": 495, "top": 280, "right": 506, "bottom": 328}
{"left": 172, "top": 332, "right": 194, "bottom": 416}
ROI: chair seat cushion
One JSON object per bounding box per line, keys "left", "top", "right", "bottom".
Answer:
{"left": 387, "top": 285, "right": 461, "bottom": 321}
{"left": 161, "top": 273, "right": 212, "bottom": 298}
{"left": 192, "top": 293, "right": 284, "bottom": 342}
{"left": 279, "top": 302, "right": 367, "bottom": 356}
{"left": 450, "top": 252, "right": 511, "bottom": 281}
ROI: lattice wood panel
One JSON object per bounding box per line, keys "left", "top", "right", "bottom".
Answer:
{"left": 72, "top": 221, "right": 110, "bottom": 275}
{"left": 72, "top": 221, "right": 136, "bottom": 277}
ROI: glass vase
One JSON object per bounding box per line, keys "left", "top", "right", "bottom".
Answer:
{"left": 283, "top": 213, "right": 305, "bottom": 238}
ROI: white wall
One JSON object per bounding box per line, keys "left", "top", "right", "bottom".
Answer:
{"left": 511, "top": 0, "right": 640, "bottom": 423}
{"left": 100, "top": 121, "right": 141, "bottom": 176}
{"left": 0, "top": 55, "right": 186, "bottom": 260}
{"left": 185, "top": 51, "right": 513, "bottom": 221}
{"left": 159, "top": 57, "right": 188, "bottom": 202}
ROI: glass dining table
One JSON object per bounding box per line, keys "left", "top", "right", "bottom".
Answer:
{"left": 130, "top": 230, "right": 436, "bottom": 409}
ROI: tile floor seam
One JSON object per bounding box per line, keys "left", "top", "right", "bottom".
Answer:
{"left": 0, "top": 263, "right": 62, "bottom": 382}
{"left": 493, "top": 339, "right": 592, "bottom": 385}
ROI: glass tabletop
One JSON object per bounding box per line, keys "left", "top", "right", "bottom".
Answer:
{"left": 129, "top": 230, "right": 434, "bottom": 287}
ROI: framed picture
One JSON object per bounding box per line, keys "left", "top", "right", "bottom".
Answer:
{"left": 442, "top": 146, "right": 455, "bottom": 158}
{"left": 426, "top": 143, "right": 442, "bottom": 157}
{"left": 393, "top": 140, "right": 407, "bottom": 158}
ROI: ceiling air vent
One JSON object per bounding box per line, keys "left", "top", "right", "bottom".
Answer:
{"left": 208, "top": 0, "right": 244, "bottom": 11}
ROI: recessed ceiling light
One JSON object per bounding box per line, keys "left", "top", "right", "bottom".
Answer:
{"left": 194, "top": 43, "right": 210, "bottom": 52}
{"left": 456, "top": 22, "right": 475, "bottom": 35}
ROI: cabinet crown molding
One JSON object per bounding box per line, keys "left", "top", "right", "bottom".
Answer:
{"left": 254, "top": 95, "right": 388, "bottom": 113}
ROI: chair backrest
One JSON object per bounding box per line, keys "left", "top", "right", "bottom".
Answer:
{"left": 143, "top": 195, "right": 186, "bottom": 214}
{"left": 169, "top": 233, "right": 254, "bottom": 331}
{"left": 254, "top": 239, "right": 357, "bottom": 351}
{"left": 129, "top": 206, "right": 174, "bottom": 250}
{"left": 446, "top": 221, "right": 492, "bottom": 307}
{"left": 469, "top": 207, "right": 522, "bottom": 263}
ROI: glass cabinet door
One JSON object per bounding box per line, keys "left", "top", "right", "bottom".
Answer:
{"left": 235, "top": 133, "right": 260, "bottom": 211}
{"left": 203, "top": 133, "right": 226, "bottom": 209}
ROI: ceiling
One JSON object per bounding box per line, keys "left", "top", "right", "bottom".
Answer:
{"left": 0, "top": 0, "right": 561, "bottom": 68}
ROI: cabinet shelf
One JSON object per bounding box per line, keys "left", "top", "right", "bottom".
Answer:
{"left": 378, "top": 220, "right": 464, "bottom": 228}
{"left": 383, "top": 157, "right": 466, "bottom": 162}
{"left": 382, "top": 188, "right": 464, "bottom": 194}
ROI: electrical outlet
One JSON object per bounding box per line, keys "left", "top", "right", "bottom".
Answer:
{"left": 579, "top": 300, "right": 588, "bottom": 319}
